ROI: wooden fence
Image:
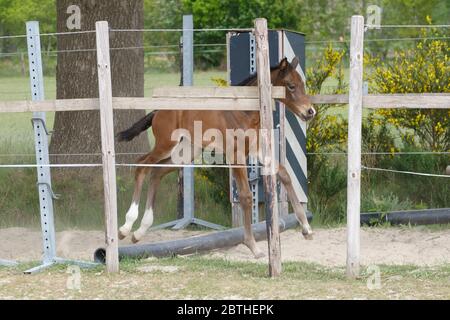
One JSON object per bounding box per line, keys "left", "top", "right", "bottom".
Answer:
{"left": 1, "top": 16, "right": 448, "bottom": 277}
{"left": 0, "top": 18, "right": 284, "bottom": 276}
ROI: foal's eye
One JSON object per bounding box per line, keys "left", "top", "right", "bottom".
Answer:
{"left": 287, "top": 84, "right": 296, "bottom": 92}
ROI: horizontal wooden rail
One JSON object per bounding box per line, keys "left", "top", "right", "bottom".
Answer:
{"left": 310, "top": 94, "right": 349, "bottom": 104}
{"left": 153, "top": 86, "right": 286, "bottom": 99}
{"left": 0, "top": 86, "right": 285, "bottom": 113}
{"left": 0, "top": 98, "right": 99, "bottom": 113}
{"left": 0, "top": 97, "right": 262, "bottom": 113}
{"left": 1, "top": 92, "right": 449, "bottom": 113}
{"left": 311, "top": 93, "right": 450, "bottom": 109}
{"left": 364, "top": 93, "right": 450, "bottom": 109}
{"left": 113, "top": 97, "right": 262, "bottom": 111}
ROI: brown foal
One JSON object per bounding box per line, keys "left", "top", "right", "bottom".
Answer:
{"left": 117, "top": 57, "right": 316, "bottom": 258}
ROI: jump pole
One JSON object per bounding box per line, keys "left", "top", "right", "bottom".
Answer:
{"left": 346, "top": 15, "right": 364, "bottom": 279}
{"left": 360, "top": 208, "right": 450, "bottom": 226}
{"left": 96, "top": 21, "right": 120, "bottom": 273}
{"left": 254, "top": 18, "right": 282, "bottom": 277}
{"left": 94, "top": 213, "right": 304, "bottom": 262}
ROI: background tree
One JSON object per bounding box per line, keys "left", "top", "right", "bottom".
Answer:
{"left": 0, "top": 0, "right": 55, "bottom": 53}
{"left": 180, "top": 0, "right": 307, "bottom": 67}
{"left": 51, "top": 0, "right": 149, "bottom": 165}
{"left": 363, "top": 0, "right": 449, "bottom": 58}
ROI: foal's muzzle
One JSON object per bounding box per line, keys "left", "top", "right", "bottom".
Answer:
{"left": 300, "top": 106, "right": 316, "bottom": 121}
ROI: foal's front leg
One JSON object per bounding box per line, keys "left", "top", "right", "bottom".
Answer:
{"left": 233, "top": 167, "right": 265, "bottom": 259}
{"left": 277, "top": 164, "right": 313, "bottom": 239}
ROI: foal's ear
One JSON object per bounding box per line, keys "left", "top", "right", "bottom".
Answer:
{"left": 291, "top": 56, "right": 299, "bottom": 69}
{"left": 279, "top": 57, "right": 289, "bottom": 70}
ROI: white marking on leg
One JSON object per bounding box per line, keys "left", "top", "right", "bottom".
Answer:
{"left": 119, "top": 202, "right": 139, "bottom": 237}
{"left": 133, "top": 207, "right": 154, "bottom": 241}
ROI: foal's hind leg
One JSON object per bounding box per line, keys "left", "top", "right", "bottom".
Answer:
{"left": 233, "top": 167, "right": 264, "bottom": 259}
{"left": 277, "top": 164, "right": 313, "bottom": 239}
{"left": 119, "top": 145, "right": 175, "bottom": 240}
{"left": 132, "top": 163, "right": 176, "bottom": 243}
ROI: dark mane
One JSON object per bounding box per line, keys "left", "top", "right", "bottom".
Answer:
{"left": 237, "top": 65, "right": 280, "bottom": 86}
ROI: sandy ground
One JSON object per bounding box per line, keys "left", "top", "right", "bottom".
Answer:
{"left": 1, "top": 226, "right": 449, "bottom": 267}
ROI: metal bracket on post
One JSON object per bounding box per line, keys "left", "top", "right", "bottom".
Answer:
{"left": 30, "top": 117, "right": 53, "bottom": 135}
{"left": 23, "top": 21, "right": 98, "bottom": 274}
{"left": 36, "top": 182, "right": 60, "bottom": 200}
{"left": 151, "top": 15, "right": 224, "bottom": 232}
{"left": 249, "top": 157, "right": 259, "bottom": 224}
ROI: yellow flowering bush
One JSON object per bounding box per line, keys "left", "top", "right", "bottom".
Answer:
{"left": 365, "top": 18, "right": 450, "bottom": 151}
{"left": 306, "top": 44, "right": 348, "bottom": 178}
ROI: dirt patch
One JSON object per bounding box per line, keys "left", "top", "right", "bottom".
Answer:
{"left": 210, "top": 227, "right": 450, "bottom": 266}
{"left": 0, "top": 227, "right": 204, "bottom": 262}
{"left": 1, "top": 226, "right": 449, "bottom": 267}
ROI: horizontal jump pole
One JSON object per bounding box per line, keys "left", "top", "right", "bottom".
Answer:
{"left": 93, "top": 213, "right": 312, "bottom": 263}
{"left": 361, "top": 208, "right": 450, "bottom": 226}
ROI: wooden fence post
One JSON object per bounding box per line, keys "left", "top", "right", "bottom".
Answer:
{"left": 254, "top": 18, "right": 282, "bottom": 277}
{"left": 347, "top": 15, "right": 364, "bottom": 279}
{"left": 96, "top": 21, "right": 119, "bottom": 273}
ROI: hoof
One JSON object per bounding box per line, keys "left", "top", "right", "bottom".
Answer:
{"left": 254, "top": 251, "right": 265, "bottom": 259}
{"left": 131, "top": 234, "right": 140, "bottom": 244}
{"left": 302, "top": 231, "right": 314, "bottom": 240}
{"left": 118, "top": 230, "right": 127, "bottom": 240}
{"left": 244, "top": 240, "right": 265, "bottom": 259}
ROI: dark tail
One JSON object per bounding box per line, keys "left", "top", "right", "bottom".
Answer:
{"left": 116, "top": 111, "right": 157, "bottom": 142}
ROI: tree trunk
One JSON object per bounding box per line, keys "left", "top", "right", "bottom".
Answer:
{"left": 52, "top": 0, "right": 149, "bottom": 166}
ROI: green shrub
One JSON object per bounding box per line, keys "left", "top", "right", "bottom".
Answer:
{"left": 308, "top": 163, "right": 347, "bottom": 224}
{"left": 306, "top": 44, "right": 348, "bottom": 181}
{"left": 362, "top": 191, "right": 414, "bottom": 213}
{"left": 377, "top": 144, "right": 449, "bottom": 207}
{"left": 365, "top": 18, "right": 450, "bottom": 152}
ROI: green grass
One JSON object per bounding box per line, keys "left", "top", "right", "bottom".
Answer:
{"left": 1, "top": 257, "right": 449, "bottom": 299}
{"left": 0, "top": 71, "right": 227, "bottom": 101}
{"left": 0, "top": 70, "right": 227, "bottom": 153}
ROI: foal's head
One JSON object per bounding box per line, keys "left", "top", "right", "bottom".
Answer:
{"left": 274, "top": 57, "right": 316, "bottom": 121}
